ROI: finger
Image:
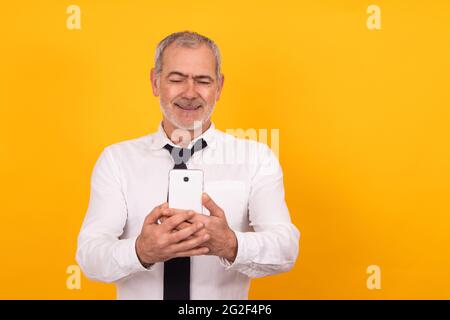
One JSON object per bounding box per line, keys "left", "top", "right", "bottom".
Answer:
{"left": 160, "top": 218, "right": 191, "bottom": 231}
{"left": 185, "top": 212, "right": 209, "bottom": 225}
{"left": 176, "top": 221, "right": 192, "bottom": 230}
{"left": 168, "top": 222, "right": 205, "bottom": 243}
{"left": 145, "top": 203, "right": 168, "bottom": 224}
{"left": 169, "top": 233, "right": 210, "bottom": 253}
{"left": 162, "top": 207, "right": 192, "bottom": 217}
{"left": 161, "top": 211, "right": 196, "bottom": 232}
{"left": 185, "top": 228, "right": 207, "bottom": 240}
{"left": 173, "top": 246, "right": 210, "bottom": 258}
{"left": 202, "top": 193, "right": 225, "bottom": 218}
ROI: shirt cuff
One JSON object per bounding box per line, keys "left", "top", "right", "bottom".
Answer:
{"left": 112, "top": 236, "right": 155, "bottom": 274}
{"left": 218, "top": 230, "right": 250, "bottom": 271}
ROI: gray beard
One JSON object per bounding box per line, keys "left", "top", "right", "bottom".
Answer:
{"left": 159, "top": 102, "right": 215, "bottom": 131}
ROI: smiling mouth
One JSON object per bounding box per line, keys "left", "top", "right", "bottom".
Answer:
{"left": 174, "top": 103, "right": 202, "bottom": 111}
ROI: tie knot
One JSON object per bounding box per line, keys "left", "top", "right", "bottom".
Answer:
{"left": 163, "top": 138, "right": 207, "bottom": 169}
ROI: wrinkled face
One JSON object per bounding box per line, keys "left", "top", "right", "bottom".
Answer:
{"left": 151, "top": 43, "right": 224, "bottom": 130}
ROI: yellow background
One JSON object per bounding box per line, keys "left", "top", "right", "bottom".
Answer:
{"left": 1, "top": 0, "right": 449, "bottom": 299}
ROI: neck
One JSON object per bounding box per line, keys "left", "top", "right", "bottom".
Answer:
{"left": 162, "top": 118, "right": 211, "bottom": 147}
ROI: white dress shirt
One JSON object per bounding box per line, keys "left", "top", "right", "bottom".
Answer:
{"left": 76, "top": 121, "right": 300, "bottom": 300}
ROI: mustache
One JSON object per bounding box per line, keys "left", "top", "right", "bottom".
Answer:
{"left": 173, "top": 97, "right": 204, "bottom": 108}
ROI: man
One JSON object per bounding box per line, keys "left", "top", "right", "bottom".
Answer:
{"left": 76, "top": 31, "right": 300, "bottom": 300}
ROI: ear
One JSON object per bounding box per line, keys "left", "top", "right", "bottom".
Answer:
{"left": 215, "top": 74, "right": 225, "bottom": 101}
{"left": 150, "top": 68, "right": 160, "bottom": 97}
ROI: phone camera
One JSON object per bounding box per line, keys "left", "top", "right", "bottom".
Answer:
{"left": 183, "top": 177, "right": 189, "bottom": 182}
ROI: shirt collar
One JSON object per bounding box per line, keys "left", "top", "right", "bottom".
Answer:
{"left": 149, "top": 121, "right": 217, "bottom": 151}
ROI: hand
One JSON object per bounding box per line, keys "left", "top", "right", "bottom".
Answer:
{"left": 160, "top": 193, "right": 238, "bottom": 262}
{"left": 135, "top": 202, "right": 211, "bottom": 265}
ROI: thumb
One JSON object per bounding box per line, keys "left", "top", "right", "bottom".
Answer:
{"left": 202, "top": 193, "right": 224, "bottom": 218}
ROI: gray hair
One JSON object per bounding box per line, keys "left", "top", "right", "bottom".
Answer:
{"left": 154, "top": 31, "right": 222, "bottom": 80}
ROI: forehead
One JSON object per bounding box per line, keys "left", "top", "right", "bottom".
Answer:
{"left": 161, "top": 43, "right": 216, "bottom": 76}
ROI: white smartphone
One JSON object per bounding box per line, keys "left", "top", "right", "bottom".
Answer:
{"left": 168, "top": 169, "right": 204, "bottom": 214}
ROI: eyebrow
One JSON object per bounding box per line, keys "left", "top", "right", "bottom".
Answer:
{"left": 167, "top": 71, "right": 214, "bottom": 82}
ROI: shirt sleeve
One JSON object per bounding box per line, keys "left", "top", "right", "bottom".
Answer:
{"left": 218, "top": 143, "right": 301, "bottom": 278}
{"left": 76, "top": 147, "right": 151, "bottom": 283}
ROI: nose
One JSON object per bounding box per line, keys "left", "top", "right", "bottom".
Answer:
{"left": 183, "top": 78, "right": 198, "bottom": 99}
